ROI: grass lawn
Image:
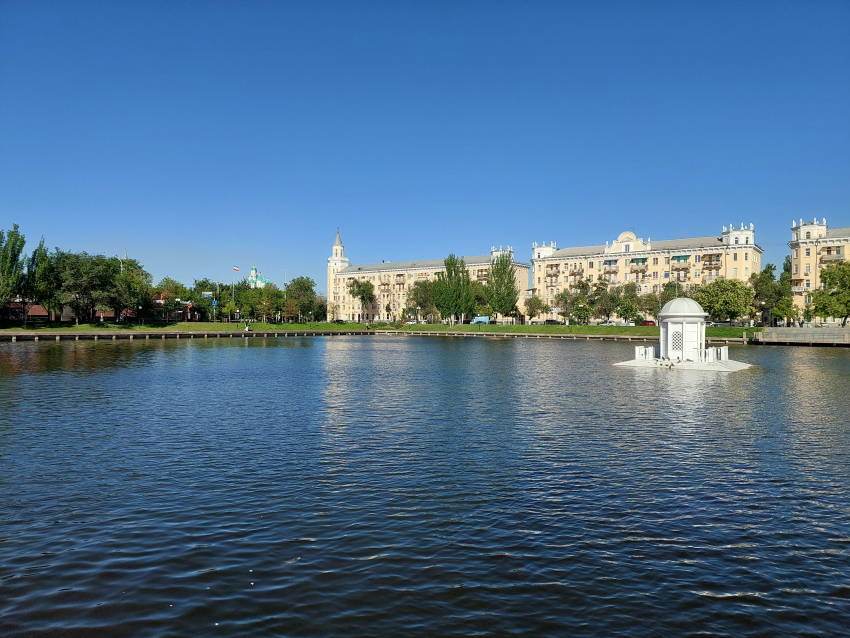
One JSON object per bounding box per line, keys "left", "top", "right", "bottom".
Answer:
{"left": 0, "top": 321, "right": 369, "bottom": 333}
{"left": 0, "top": 321, "right": 760, "bottom": 339}
{"left": 373, "top": 323, "right": 762, "bottom": 339}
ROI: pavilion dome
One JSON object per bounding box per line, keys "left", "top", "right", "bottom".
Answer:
{"left": 658, "top": 297, "right": 707, "bottom": 319}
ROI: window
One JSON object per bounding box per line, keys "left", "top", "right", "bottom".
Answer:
{"left": 805, "top": 248, "right": 810, "bottom": 257}
{"left": 746, "top": 238, "right": 749, "bottom": 244}
{"left": 652, "top": 271, "right": 658, "bottom": 279}
{"left": 827, "top": 248, "right": 832, "bottom": 255}
{"left": 537, "top": 277, "right": 541, "bottom": 284}
{"left": 733, "top": 253, "right": 738, "bottom": 261}
{"left": 653, "top": 284, "right": 659, "bottom": 293}
{"left": 625, "top": 258, "right": 631, "bottom": 266}
{"left": 806, "top": 279, "right": 811, "bottom": 289}
{"left": 624, "top": 244, "right": 631, "bottom": 252}
{"left": 695, "top": 269, "right": 700, "bottom": 277}
{"left": 734, "top": 237, "right": 739, "bottom": 245}
{"left": 794, "top": 264, "right": 798, "bottom": 274}
{"left": 805, "top": 264, "right": 810, "bottom": 274}
{"left": 538, "top": 265, "right": 542, "bottom": 272}
{"left": 695, "top": 255, "right": 701, "bottom": 263}
{"left": 664, "top": 257, "right": 670, "bottom": 265}
{"left": 636, "top": 286, "right": 641, "bottom": 294}
{"left": 733, "top": 268, "right": 738, "bottom": 276}
{"left": 745, "top": 253, "right": 748, "bottom": 261}
{"left": 745, "top": 267, "right": 749, "bottom": 275}
{"left": 624, "top": 273, "right": 630, "bottom": 281}
{"left": 588, "top": 275, "right": 594, "bottom": 281}
{"left": 664, "top": 272, "right": 670, "bottom": 279}
{"left": 806, "top": 232, "right": 811, "bottom": 239}
{"left": 653, "top": 257, "right": 659, "bottom": 265}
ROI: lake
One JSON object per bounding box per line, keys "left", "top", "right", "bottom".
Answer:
{"left": 1, "top": 336, "right": 849, "bottom": 637}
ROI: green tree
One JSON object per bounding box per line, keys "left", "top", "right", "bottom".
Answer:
{"left": 553, "top": 290, "right": 572, "bottom": 323}
{"left": 572, "top": 301, "right": 592, "bottom": 324}
{"left": 659, "top": 281, "right": 687, "bottom": 307}
{"left": 693, "top": 278, "right": 755, "bottom": 321}
{"left": 0, "top": 224, "right": 27, "bottom": 319}
{"left": 617, "top": 298, "right": 640, "bottom": 323}
{"left": 156, "top": 277, "right": 190, "bottom": 322}
{"left": 109, "top": 258, "right": 153, "bottom": 322}
{"left": 774, "top": 295, "right": 798, "bottom": 325}
{"left": 433, "top": 254, "right": 474, "bottom": 326}
{"left": 637, "top": 293, "right": 660, "bottom": 320}
{"left": 281, "top": 298, "right": 299, "bottom": 322}
{"left": 749, "top": 263, "right": 780, "bottom": 325}
{"left": 407, "top": 280, "right": 436, "bottom": 321}
{"left": 286, "top": 277, "right": 318, "bottom": 320}
{"left": 19, "top": 238, "right": 49, "bottom": 326}
{"left": 592, "top": 281, "right": 618, "bottom": 320}
{"left": 189, "top": 278, "right": 218, "bottom": 321}
{"left": 347, "top": 279, "right": 376, "bottom": 322}
{"left": 312, "top": 295, "right": 328, "bottom": 322}
{"left": 486, "top": 253, "right": 519, "bottom": 321}
{"left": 385, "top": 302, "right": 392, "bottom": 320}
{"left": 812, "top": 261, "right": 850, "bottom": 326}
{"left": 524, "top": 294, "right": 549, "bottom": 322}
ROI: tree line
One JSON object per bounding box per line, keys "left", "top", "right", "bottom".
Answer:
{"left": 523, "top": 257, "right": 850, "bottom": 325}
{"left": 343, "top": 253, "right": 521, "bottom": 325}
{"left": 0, "top": 224, "right": 325, "bottom": 325}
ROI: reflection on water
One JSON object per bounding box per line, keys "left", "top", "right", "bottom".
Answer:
{"left": 1, "top": 337, "right": 849, "bottom": 637}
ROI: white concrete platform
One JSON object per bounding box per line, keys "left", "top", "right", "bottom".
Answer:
{"left": 614, "top": 358, "right": 752, "bottom": 372}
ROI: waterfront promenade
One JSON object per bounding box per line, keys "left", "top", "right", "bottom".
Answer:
{"left": 0, "top": 328, "right": 749, "bottom": 345}
{"left": 3, "top": 325, "right": 849, "bottom": 346}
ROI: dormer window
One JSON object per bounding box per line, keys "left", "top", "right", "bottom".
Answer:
{"left": 806, "top": 232, "right": 811, "bottom": 239}
{"left": 624, "top": 244, "right": 631, "bottom": 252}
{"left": 734, "top": 237, "right": 739, "bottom": 245}
{"left": 745, "top": 238, "right": 749, "bottom": 244}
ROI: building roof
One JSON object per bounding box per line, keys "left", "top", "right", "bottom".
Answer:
{"left": 549, "top": 234, "right": 752, "bottom": 259}
{"left": 658, "top": 297, "right": 708, "bottom": 319}
{"left": 338, "top": 254, "right": 527, "bottom": 275}
{"left": 333, "top": 229, "right": 343, "bottom": 247}
{"left": 826, "top": 227, "right": 850, "bottom": 239}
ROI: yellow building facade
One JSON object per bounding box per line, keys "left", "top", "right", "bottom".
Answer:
{"left": 788, "top": 219, "right": 850, "bottom": 314}
{"left": 328, "top": 231, "right": 531, "bottom": 322}
{"left": 530, "top": 224, "right": 763, "bottom": 318}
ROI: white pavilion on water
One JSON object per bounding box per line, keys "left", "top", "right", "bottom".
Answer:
{"left": 615, "top": 298, "right": 752, "bottom": 372}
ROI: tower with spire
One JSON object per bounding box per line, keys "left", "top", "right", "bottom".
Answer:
{"left": 327, "top": 229, "right": 350, "bottom": 309}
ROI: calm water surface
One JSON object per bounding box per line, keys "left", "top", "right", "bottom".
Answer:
{"left": 1, "top": 336, "right": 849, "bottom": 637}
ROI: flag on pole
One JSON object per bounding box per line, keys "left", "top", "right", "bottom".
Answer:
{"left": 233, "top": 266, "right": 239, "bottom": 272}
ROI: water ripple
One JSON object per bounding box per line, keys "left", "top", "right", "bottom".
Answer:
{"left": 1, "top": 337, "right": 849, "bottom": 636}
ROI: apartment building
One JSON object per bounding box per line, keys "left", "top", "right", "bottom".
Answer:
{"left": 530, "top": 224, "right": 763, "bottom": 312}
{"left": 327, "top": 231, "right": 530, "bottom": 322}
{"left": 788, "top": 219, "right": 850, "bottom": 313}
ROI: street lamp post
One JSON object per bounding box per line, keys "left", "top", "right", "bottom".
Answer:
{"left": 417, "top": 306, "right": 421, "bottom": 324}
{"left": 138, "top": 305, "right": 142, "bottom": 328}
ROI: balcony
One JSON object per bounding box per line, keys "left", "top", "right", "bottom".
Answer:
{"left": 544, "top": 268, "right": 561, "bottom": 277}
{"left": 791, "top": 286, "right": 806, "bottom": 293}
{"left": 702, "top": 261, "right": 722, "bottom": 269}
{"left": 671, "top": 261, "right": 690, "bottom": 271}
{"left": 545, "top": 277, "right": 559, "bottom": 286}
{"left": 630, "top": 263, "right": 648, "bottom": 273}
{"left": 569, "top": 267, "right": 584, "bottom": 277}
{"left": 821, "top": 253, "right": 845, "bottom": 263}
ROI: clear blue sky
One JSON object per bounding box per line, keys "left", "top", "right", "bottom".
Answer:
{"left": 1, "top": 1, "right": 848, "bottom": 293}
